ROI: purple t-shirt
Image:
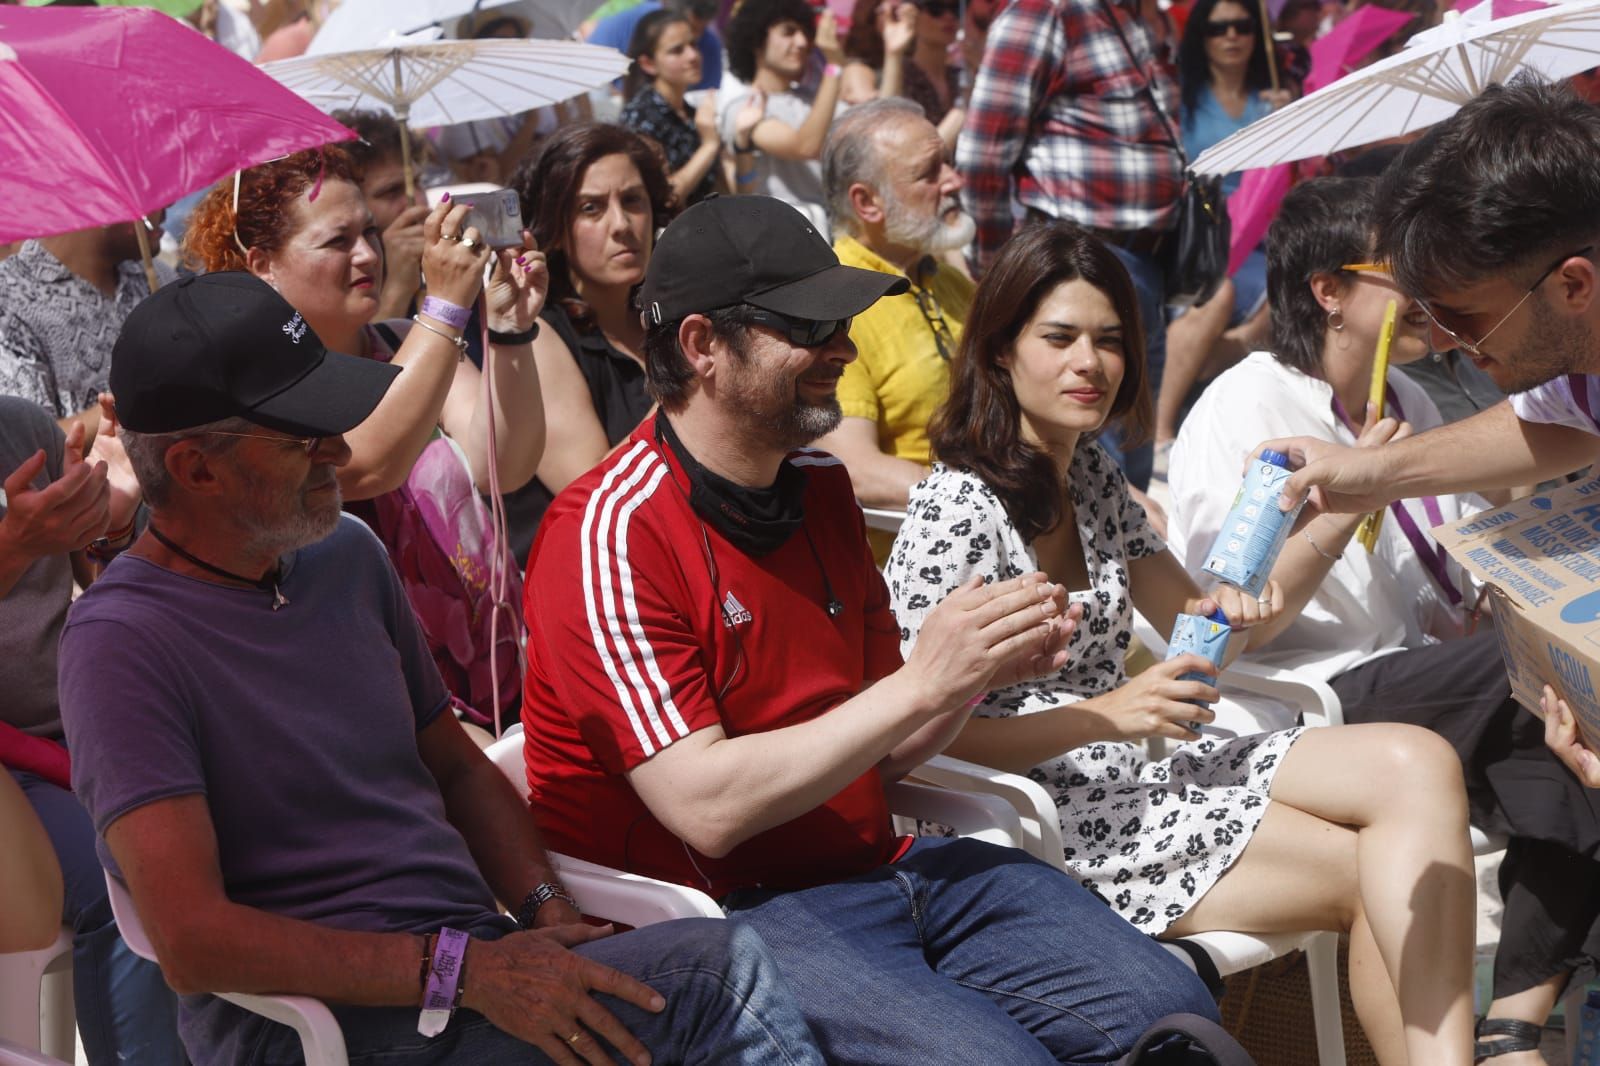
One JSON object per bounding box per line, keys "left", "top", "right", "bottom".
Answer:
{"left": 59, "top": 516, "right": 502, "bottom": 1059}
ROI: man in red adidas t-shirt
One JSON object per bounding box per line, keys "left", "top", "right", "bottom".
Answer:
{"left": 523, "top": 196, "right": 1217, "bottom": 1061}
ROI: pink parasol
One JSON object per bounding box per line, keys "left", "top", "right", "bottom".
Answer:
{"left": 1224, "top": 4, "right": 1413, "bottom": 275}
{"left": 0, "top": 5, "right": 353, "bottom": 286}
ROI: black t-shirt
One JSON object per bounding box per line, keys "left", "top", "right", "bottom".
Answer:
{"left": 502, "top": 303, "right": 654, "bottom": 566}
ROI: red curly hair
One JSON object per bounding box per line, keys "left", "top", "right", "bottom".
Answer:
{"left": 183, "top": 147, "right": 359, "bottom": 273}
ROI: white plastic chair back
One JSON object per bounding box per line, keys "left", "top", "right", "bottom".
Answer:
{"left": 0, "top": 928, "right": 72, "bottom": 1060}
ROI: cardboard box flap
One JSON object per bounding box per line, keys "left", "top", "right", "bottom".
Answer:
{"left": 1432, "top": 474, "right": 1600, "bottom": 750}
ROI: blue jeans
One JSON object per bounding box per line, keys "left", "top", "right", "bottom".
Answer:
{"left": 1101, "top": 243, "right": 1166, "bottom": 492}
{"left": 725, "top": 838, "right": 1217, "bottom": 1065}
{"left": 12, "top": 770, "right": 184, "bottom": 1065}
{"left": 241, "top": 918, "right": 822, "bottom": 1065}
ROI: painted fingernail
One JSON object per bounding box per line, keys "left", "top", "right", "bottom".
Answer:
{"left": 441, "top": 191, "right": 450, "bottom": 202}
{"left": 516, "top": 256, "right": 528, "bottom": 266}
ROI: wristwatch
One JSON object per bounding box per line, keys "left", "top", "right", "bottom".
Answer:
{"left": 515, "top": 882, "right": 579, "bottom": 928}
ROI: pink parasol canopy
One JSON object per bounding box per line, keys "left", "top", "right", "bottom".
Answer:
{"left": 0, "top": 5, "right": 353, "bottom": 248}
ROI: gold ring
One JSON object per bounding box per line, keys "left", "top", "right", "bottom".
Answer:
{"left": 567, "top": 1032, "right": 583, "bottom": 1045}
{"left": 442, "top": 233, "right": 460, "bottom": 242}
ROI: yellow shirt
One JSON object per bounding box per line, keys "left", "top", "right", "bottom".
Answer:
{"left": 832, "top": 235, "right": 975, "bottom": 560}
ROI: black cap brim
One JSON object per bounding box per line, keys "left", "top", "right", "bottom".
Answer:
{"left": 746, "top": 263, "right": 910, "bottom": 320}
{"left": 247, "top": 349, "right": 401, "bottom": 438}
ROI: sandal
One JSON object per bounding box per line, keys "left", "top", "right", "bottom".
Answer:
{"left": 1473, "top": 1017, "right": 1543, "bottom": 1061}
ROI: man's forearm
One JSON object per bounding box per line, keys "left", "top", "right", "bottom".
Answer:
{"left": 1388, "top": 400, "right": 1599, "bottom": 499}
{"left": 440, "top": 754, "right": 562, "bottom": 909}
{"left": 630, "top": 670, "right": 947, "bottom": 858}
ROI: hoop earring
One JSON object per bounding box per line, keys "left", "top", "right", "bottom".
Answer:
{"left": 1327, "top": 307, "right": 1345, "bottom": 332}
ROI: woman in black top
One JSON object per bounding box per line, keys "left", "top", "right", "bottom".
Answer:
{"left": 502, "top": 124, "right": 675, "bottom": 565}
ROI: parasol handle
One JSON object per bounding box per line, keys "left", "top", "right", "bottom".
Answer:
{"left": 1258, "top": 0, "right": 1281, "bottom": 92}
{"left": 133, "top": 216, "right": 159, "bottom": 293}
{"left": 394, "top": 55, "right": 416, "bottom": 202}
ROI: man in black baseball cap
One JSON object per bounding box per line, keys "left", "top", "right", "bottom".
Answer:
{"left": 523, "top": 201, "right": 1212, "bottom": 1062}
{"left": 65, "top": 274, "right": 832, "bottom": 1065}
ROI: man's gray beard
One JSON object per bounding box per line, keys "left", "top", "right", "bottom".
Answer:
{"left": 236, "top": 488, "right": 344, "bottom": 560}
{"left": 883, "top": 193, "right": 978, "bottom": 255}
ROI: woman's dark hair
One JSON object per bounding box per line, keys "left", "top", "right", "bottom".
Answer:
{"left": 1265, "top": 176, "right": 1378, "bottom": 376}
{"left": 509, "top": 122, "right": 677, "bottom": 322}
{"left": 1177, "top": 0, "right": 1273, "bottom": 122}
{"left": 725, "top": 0, "right": 816, "bottom": 83}
{"left": 624, "top": 9, "right": 694, "bottom": 101}
{"left": 929, "top": 223, "right": 1153, "bottom": 543}
{"left": 843, "top": 0, "right": 885, "bottom": 69}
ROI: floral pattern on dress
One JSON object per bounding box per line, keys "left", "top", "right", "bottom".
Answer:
{"left": 885, "top": 440, "right": 1303, "bottom": 934}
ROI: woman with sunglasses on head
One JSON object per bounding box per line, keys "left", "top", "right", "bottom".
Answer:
{"left": 499, "top": 123, "right": 678, "bottom": 567}
{"left": 183, "top": 147, "right": 549, "bottom": 732}
{"left": 1167, "top": 178, "right": 1600, "bottom": 1066}
{"left": 840, "top": 0, "right": 965, "bottom": 153}
{"left": 888, "top": 220, "right": 1477, "bottom": 1066}
{"left": 1156, "top": 0, "right": 1296, "bottom": 453}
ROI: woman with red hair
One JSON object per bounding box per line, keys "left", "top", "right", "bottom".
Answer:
{"left": 184, "top": 148, "right": 549, "bottom": 730}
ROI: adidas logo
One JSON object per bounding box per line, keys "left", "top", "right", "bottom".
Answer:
{"left": 721, "top": 590, "right": 752, "bottom": 628}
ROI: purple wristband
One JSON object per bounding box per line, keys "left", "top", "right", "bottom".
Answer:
{"left": 417, "top": 927, "right": 469, "bottom": 1037}
{"left": 420, "top": 296, "right": 471, "bottom": 330}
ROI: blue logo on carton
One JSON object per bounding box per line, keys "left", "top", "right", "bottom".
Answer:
{"left": 1531, "top": 497, "right": 1554, "bottom": 511}
{"left": 1562, "top": 590, "right": 1600, "bottom": 624}
{"left": 1549, "top": 645, "right": 1599, "bottom": 710}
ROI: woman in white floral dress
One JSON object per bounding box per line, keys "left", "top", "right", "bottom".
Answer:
{"left": 884, "top": 223, "right": 1477, "bottom": 1066}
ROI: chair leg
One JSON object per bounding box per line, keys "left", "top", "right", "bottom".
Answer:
{"left": 1305, "top": 931, "right": 1347, "bottom": 1066}
{"left": 38, "top": 952, "right": 73, "bottom": 1063}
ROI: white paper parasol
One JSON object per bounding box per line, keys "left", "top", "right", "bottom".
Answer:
{"left": 1193, "top": 0, "right": 1600, "bottom": 175}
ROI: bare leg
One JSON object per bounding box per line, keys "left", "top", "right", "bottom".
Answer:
{"left": 1479, "top": 971, "right": 1567, "bottom": 1065}
{"left": 1156, "top": 278, "right": 1234, "bottom": 445}
{"left": 1166, "top": 724, "right": 1475, "bottom": 1065}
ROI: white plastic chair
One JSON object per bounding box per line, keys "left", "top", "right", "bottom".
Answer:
{"left": 0, "top": 928, "right": 73, "bottom": 1062}
{"left": 909, "top": 752, "right": 1350, "bottom": 1066}
{"left": 483, "top": 727, "right": 1037, "bottom": 925}
{"left": 0, "top": 1038, "right": 68, "bottom": 1066}
{"left": 104, "top": 874, "right": 349, "bottom": 1066}
{"left": 860, "top": 506, "right": 907, "bottom": 534}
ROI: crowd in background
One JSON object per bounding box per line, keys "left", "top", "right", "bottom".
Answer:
{"left": 4, "top": 0, "right": 1600, "bottom": 1064}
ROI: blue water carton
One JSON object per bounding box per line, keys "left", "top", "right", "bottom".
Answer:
{"left": 1576, "top": 988, "right": 1600, "bottom": 1064}
{"left": 1167, "top": 609, "right": 1231, "bottom": 731}
{"left": 1202, "top": 449, "right": 1306, "bottom": 597}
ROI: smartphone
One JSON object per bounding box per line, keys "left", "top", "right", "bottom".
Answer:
{"left": 425, "top": 185, "right": 524, "bottom": 249}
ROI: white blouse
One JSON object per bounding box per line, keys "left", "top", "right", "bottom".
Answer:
{"left": 1167, "top": 351, "right": 1486, "bottom": 683}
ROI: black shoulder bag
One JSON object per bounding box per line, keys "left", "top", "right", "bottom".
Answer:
{"left": 1099, "top": 3, "right": 1232, "bottom": 309}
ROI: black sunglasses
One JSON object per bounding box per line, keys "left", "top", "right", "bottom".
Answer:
{"left": 1203, "top": 16, "right": 1255, "bottom": 36}
{"left": 746, "top": 309, "right": 852, "bottom": 347}
{"left": 918, "top": 1, "right": 959, "bottom": 16}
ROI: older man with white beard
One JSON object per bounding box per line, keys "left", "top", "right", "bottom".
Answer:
{"left": 816, "top": 99, "right": 978, "bottom": 560}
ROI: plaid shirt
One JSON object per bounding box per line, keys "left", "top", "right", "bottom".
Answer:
{"left": 956, "top": 0, "right": 1184, "bottom": 271}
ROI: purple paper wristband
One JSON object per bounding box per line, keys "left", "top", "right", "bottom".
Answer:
{"left": 417, "top": 927, "right": 469, "bottom": 1037}
{"left": 420, "top": 296, "right": 471, "bottom": 330}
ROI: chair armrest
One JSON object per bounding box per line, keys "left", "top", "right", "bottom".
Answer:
{"left": 1224, "top": 660, "right": 1344, "bottom": 728}
{"left": 217, "top": 992, "right": 348, "bottom": 1065}
{"left": 1165, "top": 929, "right": 1325, "bottom": 978}
{"left": 885, "top": 779, "right": 1025, "bottom": 851}
{"left": 860, "top": 506, "right": 906, "bottom": 533}
{"left": 551, "top": 853, "right": 723, "bottom": 924}
{"left": 910, "top": 755, "right": 1066, "bottom": 869}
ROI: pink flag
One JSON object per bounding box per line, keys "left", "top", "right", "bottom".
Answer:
{"left": 1452, "top": 0, "right": 1548, "bottom": 17}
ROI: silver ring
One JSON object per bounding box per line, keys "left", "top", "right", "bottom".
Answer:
{"left": 567, "top": 1032, "right": 582, "bottom": 1045}
{"left": 460, "top": 236, "right": 478, "bottom": 249}
{"left": 1257, "top": 596, "right": 1270, "bottom": 604}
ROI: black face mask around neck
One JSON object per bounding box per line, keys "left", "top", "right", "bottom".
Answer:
{"left": 655, "top": 413, "right": 806, "bottom": 557}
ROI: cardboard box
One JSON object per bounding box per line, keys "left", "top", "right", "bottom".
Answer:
{"left": 1431, "top": 475, "right": 1600, "bottom": 752}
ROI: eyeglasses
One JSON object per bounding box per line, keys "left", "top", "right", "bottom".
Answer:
{"left": 746, "top": 309, "right": 853, "bottom": 347}
{"left": 1203, "top": 17, "right": 1255, "bottom": 37}
{"left": 1346, "top": 247, "right": 1593, "bottom": 357}
{"left": 199, "top": 430, "right": 323, "bottom": 456}
{"left": 911, "top": 285, "right": 956, "bottom": 362}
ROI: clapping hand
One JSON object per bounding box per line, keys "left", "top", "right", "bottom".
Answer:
{"left": 0, "top": 421, "right": 111, "bottom": 563}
